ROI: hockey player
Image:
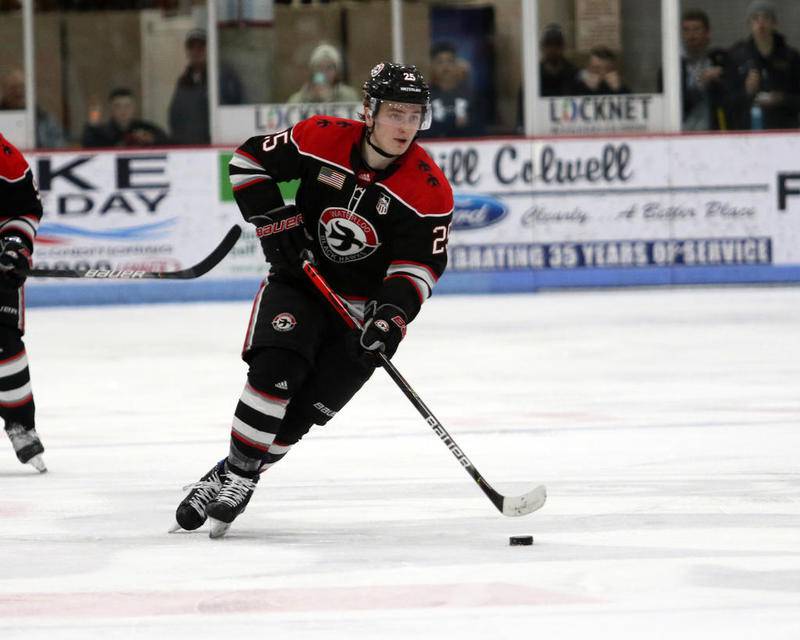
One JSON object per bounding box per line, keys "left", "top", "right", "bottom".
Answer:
{"left": 0, "top": 133, "right": 45, "bottom": 473}
{"left": 173, "top": 62, "right": 453, "bottom": 537}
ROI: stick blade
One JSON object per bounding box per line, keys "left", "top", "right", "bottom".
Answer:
{"left": 158, "top": 224, "right": 242, "bottom": 279}
{"left": 502, "top": 485, "right": 547, "bottom": 517}
{"left": 26, "top": 225, "right": 242, "bottom": 280}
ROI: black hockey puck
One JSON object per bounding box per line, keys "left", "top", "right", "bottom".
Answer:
{"left": 509, "top": 535, "right": 533, "bottom": 546}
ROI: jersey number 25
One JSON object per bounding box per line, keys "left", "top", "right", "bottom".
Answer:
{"left": 432, "top": 225, "right": 449, "bottom": 254}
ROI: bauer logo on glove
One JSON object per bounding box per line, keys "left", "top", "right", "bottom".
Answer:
{"left": 255, "top": 212, "right": 304, "bottom": 238}
{"left": 251, "top": 205, "right": 315, "bottom": 271}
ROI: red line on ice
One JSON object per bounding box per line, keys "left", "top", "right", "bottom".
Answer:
{"left": 0, "top": 583, "right": 601, "bottom": 618}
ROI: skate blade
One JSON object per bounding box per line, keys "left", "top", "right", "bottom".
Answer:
{"left": 208, "top": 517, "right": 231, "bottom": 539}
{"left": 28, "top": 454, "right": 47, "bottom": 473}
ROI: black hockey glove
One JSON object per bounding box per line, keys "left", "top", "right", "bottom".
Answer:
{"left": 0, "top": 236, "right": 32, "bottom": 290}
{"left": 252, "top": 205, "right": 314, "bottom": 272}
{"left": 357, "top": 302, "right": 407, "bottom": 367}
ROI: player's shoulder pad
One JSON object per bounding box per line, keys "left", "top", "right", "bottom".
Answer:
{"left": 380, "top": 143, "right": 453, "bottom": 217}
{"left": 0, "top": 134, "right": 31, "bottom": 183}
{"left": 291, "top": 115, "right": 363, "bottom": 167}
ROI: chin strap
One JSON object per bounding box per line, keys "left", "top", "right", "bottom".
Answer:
{"left": 366, "top": 129, "right": 400, "bottom": 159}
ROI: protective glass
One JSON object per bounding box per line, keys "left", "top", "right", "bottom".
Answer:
{"left": 370, "top": 99, "right": 433, "bottom": 131}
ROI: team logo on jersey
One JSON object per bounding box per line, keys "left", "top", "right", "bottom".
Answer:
{"left": 271, "top": 312, "right": 296, "bottom": 332}
{"left": 318, "top": 208, "right": 380, "bottom": 263}
{"left": 377, "top": 193, "right": 390, "bottom": 216}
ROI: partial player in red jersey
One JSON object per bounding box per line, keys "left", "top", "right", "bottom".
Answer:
{"left": 174, "top": 62, "right": 453, "bottom": 537}
{"left": 0, "top": 133, "right": 46, "bottom": 473}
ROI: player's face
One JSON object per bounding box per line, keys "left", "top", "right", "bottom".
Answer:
{"left": 370, "top": 102, "right": 424, "bottom": 155}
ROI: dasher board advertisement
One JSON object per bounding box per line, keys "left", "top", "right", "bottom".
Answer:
{"left": 424, "top": 132, "right": 800, "bottom": 289}
{"left": 24, "top": 133, "right": 800, "bottom": 306}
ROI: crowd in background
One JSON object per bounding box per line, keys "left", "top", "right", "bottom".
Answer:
{"left": 1, "top": 0, "right": 799, "bottom": 147}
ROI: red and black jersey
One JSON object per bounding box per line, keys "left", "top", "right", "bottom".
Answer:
{"left": 0, "top": 134, "right": 42, "bottom": 253}
{"left": 229, "top": 115, "right": 453, "bottom": 322}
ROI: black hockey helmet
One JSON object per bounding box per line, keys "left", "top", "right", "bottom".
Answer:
{"left": 363, "top": 62, "right": 432, "bottom": 130}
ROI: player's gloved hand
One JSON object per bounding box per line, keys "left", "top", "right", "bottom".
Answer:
{"left": 251, "top": 205, "right": 314, "bottom": 272}
{"left": 0, "top": 236, "right": 32, "bottom": 290}
{"left": 357, "top": 301, "right": 407, "bottom": 367}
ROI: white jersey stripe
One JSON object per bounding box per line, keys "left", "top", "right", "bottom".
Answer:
{"left": 17, "top": 287, "right": 24, "bottom": 333}
{"left": 1, "top": 215, "right": 40, "bottom": 232}
{"left": 267, "top": 442, "right": 292, "bottom": 455}
{"left": 243, "top": 280, "right": 267, "bottom": 353}
{"left": 230, "top": 151, "right": 265, "bottom": 171}
{"left": 386, "top": 273, "right": 428, "bottom": 302}
{"left": 230, "top": 173, "right": 271, "bottom": 188}
{"left": 0, "top": 381, "right": 32, "bottom": 404}
{"left": 231, "top": 416, "right": 277, "bottom": 447}
{"left": 0, "top": 351, "right": 28, "bottom": 378}
{"left": 240, "top": 383, "right": 288, "bottom": 419}
{"left": 0, "top": 218, "right": 38, "bottom": 241}
{"left": 386, "top": 263, "right": 437, "bottom": 289}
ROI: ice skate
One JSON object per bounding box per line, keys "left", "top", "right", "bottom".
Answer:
{"left": 5, "top": 424, "right": 46, "bottom": 473}
{"left": 171, "top": 459, "right": 226, "bottom": 532}
{"left": 205, "top": 470, "right": 259, "bottom": 538}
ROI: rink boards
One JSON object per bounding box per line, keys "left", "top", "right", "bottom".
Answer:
{"left": 25, "top": 132, "right": 800, "bottom": 306}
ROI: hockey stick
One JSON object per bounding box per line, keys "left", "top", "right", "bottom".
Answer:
{"left": 24, "top": 225, "right": 242, "bottom": 280}
{"left": 303, "top": 261, "right": 547, "bottom": 517}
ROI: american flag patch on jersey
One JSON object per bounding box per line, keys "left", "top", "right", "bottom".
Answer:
{"left": 317, "top": 166, "right": 346, "bottom": 190}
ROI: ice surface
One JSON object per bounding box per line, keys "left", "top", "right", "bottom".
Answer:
{"left": 1, "top": 286, "right": 799, "bottom": 639}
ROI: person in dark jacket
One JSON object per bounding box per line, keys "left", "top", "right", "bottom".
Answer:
{"left": 168, "top": 28, "right": 244, "bottom": 145}
{"left": 81, "top": 88, "right": 168, "bottom": 148}
{"left": 725, "top": 1, "right": 800, "bottom": 130}
{"left": 658, "top": 9, "right": 729, "bottom": 130}
{"left": 517, "top": 23, "right": 580, "bottom": 130}
{"left": 539, "top": 24, "right": 580, "bottom": 97}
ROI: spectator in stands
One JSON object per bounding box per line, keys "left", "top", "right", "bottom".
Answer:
{"left": 573, "top": 46, "right": 630, "bottom": 95}
{"left": 725, "top": 1, "right": 800, "bottom": 130}
{"left": 168, "top": 28, "right": 244, "bottom": 145}
{"left": 421, "top": 41, "right": 481, "bottom": 139}
{"left": 0, "top": 68, "right": 67, "bottom": 148}
{"left": 81, "top": 87, "right": 168, "bottom": 148}
{"left": 287, "top": 43, "right": 359, "bottom": 104}
{"left": 517, "top": 23, "right": 580, "bottom": 132}
{"left": 658, "top": 9, "right": 729, "bottom": 130}
{"left": 539, "top": 24, "right": 580, "bottom": 97}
